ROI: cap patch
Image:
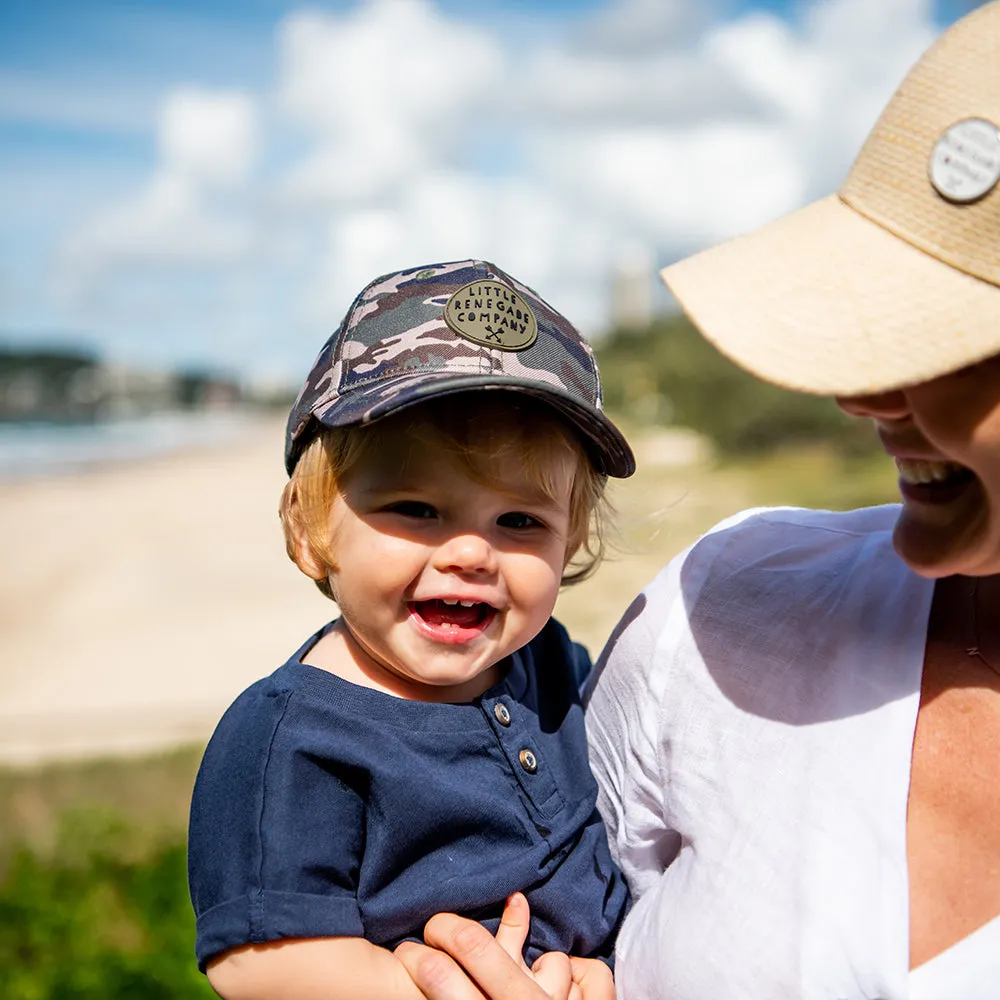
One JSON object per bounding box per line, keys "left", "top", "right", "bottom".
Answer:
{"left": 929, "top": 118, "right": 1000, "bottom": 204}
{"left": 444, "top": 280, "right": 538, "bottom": 351}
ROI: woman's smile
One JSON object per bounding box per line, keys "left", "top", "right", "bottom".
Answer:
{"left": 893, "top": 458, "right": 977, "bottom": 505}
{"left": 837, "top": 359, "right": 1000, "bottom": 577}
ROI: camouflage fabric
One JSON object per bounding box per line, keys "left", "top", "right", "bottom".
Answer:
{"left": 285, "top": 260, "right": 635, "bottom": 478}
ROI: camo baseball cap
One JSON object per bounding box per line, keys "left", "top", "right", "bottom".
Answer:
{"left": 285, "top": 259, "right": 635, "bottom": 478}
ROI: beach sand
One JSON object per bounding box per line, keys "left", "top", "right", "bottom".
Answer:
{"left": 0, "top": 414, "right": 711, "bottom": 766}
{"left": 0, "top": 414, "right": 330, "bottom": 764}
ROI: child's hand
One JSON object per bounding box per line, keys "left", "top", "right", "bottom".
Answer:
{"left": 394, "top": 894, "right": 614, "bottom": 1000}
{"left": 493, "top": 893, "right": 616, "bottom": 1000}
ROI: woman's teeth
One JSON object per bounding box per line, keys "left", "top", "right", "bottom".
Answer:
{"left": 895, "top": 458, "right": 969, "bottom": 484}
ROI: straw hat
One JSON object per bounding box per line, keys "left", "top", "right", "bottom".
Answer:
{"left": 660, "top": 0, "right": 1000, "bottom": 396}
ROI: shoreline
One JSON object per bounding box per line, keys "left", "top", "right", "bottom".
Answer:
{"left": 0, "top": 407, "right": 275, "bottom": 483}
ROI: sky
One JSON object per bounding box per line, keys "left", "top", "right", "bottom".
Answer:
{"left": 0, "top": 0, "right": 985, "bottom": 386}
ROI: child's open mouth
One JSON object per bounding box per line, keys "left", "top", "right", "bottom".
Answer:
{"left": 409, "top": 599, "right": 497, "bottom": 643}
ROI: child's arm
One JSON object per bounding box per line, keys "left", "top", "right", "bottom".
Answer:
{"left": 206, "top": 935, "right": 429, "bottom": 1000}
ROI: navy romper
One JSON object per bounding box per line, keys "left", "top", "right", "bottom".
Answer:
{"left": 188, "top": 617, "right": 630, "bottom": 971}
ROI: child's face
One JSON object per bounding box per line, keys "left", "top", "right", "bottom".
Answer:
{"left": 323, "top": 424, "right": 575, "bottom": 700}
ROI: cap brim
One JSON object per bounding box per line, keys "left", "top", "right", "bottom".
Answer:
{"left": 661, "top": 193, "right": 1000, "bottom": 395}
{"left": 309, "top": 372, "right": 636, "bottom": 478}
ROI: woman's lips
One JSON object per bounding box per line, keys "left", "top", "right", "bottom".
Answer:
{"left": 895, "top": 457, "right": 976, "bottom": 505}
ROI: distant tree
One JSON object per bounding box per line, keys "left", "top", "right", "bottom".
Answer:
{"left": 0, "top": 346, "right": 98, "bottom": 376}
{"left": 0, "top": 347, "right": 102, "bottom": 420}
{"left": 595, "top": 314, "right": 878, "bottom": 457}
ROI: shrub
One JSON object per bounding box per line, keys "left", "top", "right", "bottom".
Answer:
{"left": 0, "top": 809, "right": 214, "bottom": 1000}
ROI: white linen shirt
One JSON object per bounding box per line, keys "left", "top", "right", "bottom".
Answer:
{"left": 586, "top": 505, "right": 959, "bottom": 1000}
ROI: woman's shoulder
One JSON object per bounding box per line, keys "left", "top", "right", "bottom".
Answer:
{"left": 695, "top": 502, "right": 901, "bottom": 549}
{"left": 590, "top": 504, "right": 910, "bottom": 696}
{"left": 652, "top": 503, "right": 903, "bottom": 601}
{"left": 588, "top": 504, "right": 928, "bottom": 747}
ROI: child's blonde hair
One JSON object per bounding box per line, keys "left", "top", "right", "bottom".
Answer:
{"left": 279, "top": 394, "right": 611, "bottom": 600}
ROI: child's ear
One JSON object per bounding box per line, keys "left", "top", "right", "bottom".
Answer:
{"left": 282, "top": 482, "right": 331, "bottom": 582}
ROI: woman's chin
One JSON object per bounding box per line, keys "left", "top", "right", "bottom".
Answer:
{"left": 892, "top": 498, "right": 996, "bottom": 578}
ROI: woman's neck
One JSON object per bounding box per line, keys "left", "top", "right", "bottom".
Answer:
{"left": 929, "top": 574, "right": 1000, "bottom": 678}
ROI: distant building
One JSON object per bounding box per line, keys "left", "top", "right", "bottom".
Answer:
{"left": 98, "top": 363, "right": 177, "bottom": 417}
{"left": 610, "top": 244, "right": 655, "bottom": 331}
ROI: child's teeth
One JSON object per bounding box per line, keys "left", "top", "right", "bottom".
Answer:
{"left": 442, "top": 598, "right": 458, "bottom": 605}
{"left": 896, "top": 458, "right": 965, "bottom": 484}
{"left": 459, "top": 600, "right": 475, "bottom": 607}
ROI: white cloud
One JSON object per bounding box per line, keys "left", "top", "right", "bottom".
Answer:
{"left": 276, "top": 0, "right": 504, "bottom": 205}
{"left": 279, "top": 0, "right": 502, "bottom": 133}
{"left": 519, "top": 0, "right": 937, "bottom": 254}
{"left": 305, "top": 172, "right": 604, "bottom": 327}
{"left": 281, "top": 130, "right": 428, "bottom": 207}
{"left": 516, "top": 46, "right": 762, "bottom": 126}
{"left": 793, "top": 0, "right": 936, "bottom": 192}
{"left": 539, "top": 124, "right": 805, "bottom": 250}
{"left": 63, "top": 88, "right": 259, "bottom": 277}
{"left": 65, "top": 175, "right": 252, "bottom": 268}
{"left": 30, "top": 0, "right": 944, "bottom": 376}
{"left": 577, "top": 0, "right": 724, "bottom": 53}
{"left": 160, "top": 89, "right": 258, "bottom": 187}
{"left": 704, "top": 14, "right": 823, "bottom": 123}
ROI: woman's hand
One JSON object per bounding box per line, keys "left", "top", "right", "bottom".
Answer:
{"left": 394, "top": 893, "right": 614, "bottom": 1000}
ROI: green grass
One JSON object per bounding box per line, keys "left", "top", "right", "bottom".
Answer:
{"left": 729, "top": 445, "right": 898, "bottom": 512}
{"left": 0, "top": 748, "right": 212, "bottom": 999}
{"left": 0, "top": 806, "right": 216, "bottom": 999}
{"left": 0, "top": 746, "right": 203, "bottom": 860}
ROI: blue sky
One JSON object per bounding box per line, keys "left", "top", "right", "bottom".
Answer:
{"left": 0, "top": 0, "right": 981, "bottom": 385}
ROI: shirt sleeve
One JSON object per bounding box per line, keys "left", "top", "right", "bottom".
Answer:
{"left": 584, "top": 511, "right": 759, "bottom": 900}
{"left": 585, "top": 569, "right": 681, "bottom": 900}
{"left": 188, "top": 678, "right": 366, "bottom": 971}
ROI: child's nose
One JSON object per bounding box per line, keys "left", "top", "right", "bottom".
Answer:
{"left": 433, "top": 533, "right": 497, "bottom": 575}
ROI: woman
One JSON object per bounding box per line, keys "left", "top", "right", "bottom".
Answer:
{"left": 398, "top": 3, "right": 1000, "bottom": 998}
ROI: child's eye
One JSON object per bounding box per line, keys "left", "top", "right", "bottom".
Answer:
{"left": 386, "top": 501, "right": 437, "bottom": 519}
{"left": 497, "top": 511, "right": 543, "bottom": 530}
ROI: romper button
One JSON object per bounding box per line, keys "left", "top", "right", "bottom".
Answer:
{"left": 519, "top": 748, "right": 538, "bottom": 773}
{"left": 494, "top": 703, "right": 511, "bottom": 726}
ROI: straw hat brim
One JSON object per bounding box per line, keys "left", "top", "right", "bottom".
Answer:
{"left": 661, "top": 193, "right": 1000, "bottom": 396}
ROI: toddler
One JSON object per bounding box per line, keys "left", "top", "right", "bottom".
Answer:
{"left": 188, "top": 260, "right": 634, "bottom": 999}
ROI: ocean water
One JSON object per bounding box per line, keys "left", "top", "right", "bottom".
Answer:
{"left": 0, "top": 410, "right": 260, "bottom": 481}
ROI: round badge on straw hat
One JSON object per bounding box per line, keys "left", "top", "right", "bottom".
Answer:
{"left": 929, "top": 117, "right": 1000, "bottom": 204}
{"left": 444, "top": 279, "right": 538, "bottom": 351}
